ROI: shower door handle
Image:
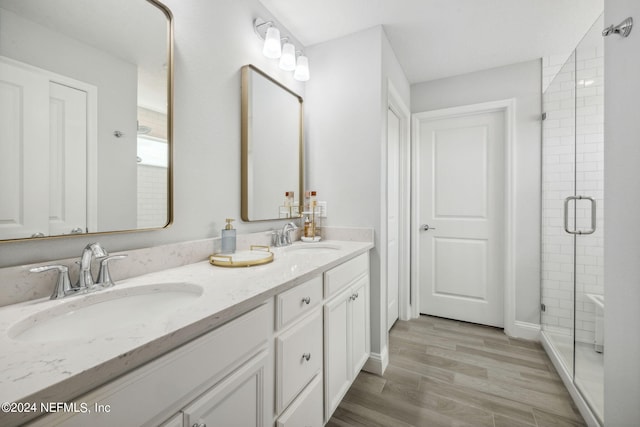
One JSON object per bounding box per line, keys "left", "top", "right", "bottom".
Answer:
{"left": 563, "top": 196, "right": 596, "bottom": 235}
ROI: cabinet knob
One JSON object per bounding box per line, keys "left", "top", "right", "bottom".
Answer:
{"left": 302, "top": 353, "right": 311, "bottom": 362}
{"left": 301, "top": 296, "right": 311, "bottom": 305}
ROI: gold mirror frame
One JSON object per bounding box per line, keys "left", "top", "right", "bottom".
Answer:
{"left": 0, "top": 0, "right": 174, "bottom": 242}
{"left": 241, "top": 64, "right": 304, "bottom": 222}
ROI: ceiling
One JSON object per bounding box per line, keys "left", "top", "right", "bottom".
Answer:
{"left": 258, "top": 0, "right": 604, "bottom": 83}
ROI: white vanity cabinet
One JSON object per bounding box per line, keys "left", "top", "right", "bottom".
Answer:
{"left": 28, "top": 302, "right": 273, "bottom": 427}
{"left": 323, "top": 253, "right": 370, "bottom": 421}
{"left": 21, "top": 248, "right": 372, "bottom": 427}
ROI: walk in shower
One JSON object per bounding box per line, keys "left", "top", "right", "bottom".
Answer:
{"left": 541, "top": 14, "right": 604, "bottom": 425}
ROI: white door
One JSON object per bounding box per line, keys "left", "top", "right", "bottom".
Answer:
{"left": 387, "top": 107, "right": 400, "bottom": 330}
{"left": 0, "top": 59, "right": 89, "bottom": 240}
{"left": 417, "top": 110, "right": 505, "bottom": 327}
{"left": 0, "top": 61, "right": 50, "bottom": 239}
{"left": 48, "top": 82, "right": 88, "bottom": 236}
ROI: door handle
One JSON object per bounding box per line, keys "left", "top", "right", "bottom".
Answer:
{"left": 563, "top": 196, "right": 596, "bottom": 235}
{"left": 420, "top": 224, "right": 436, "bottom": 231}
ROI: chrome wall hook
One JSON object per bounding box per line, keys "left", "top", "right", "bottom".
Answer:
{"left": 602, "top": 17, "right": 633, "bottom": 38}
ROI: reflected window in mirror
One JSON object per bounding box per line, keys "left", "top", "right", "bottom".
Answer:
{"left": 241, "top": 65, "right": 304, "bottom": 222}
{"left": 0, "top": 0, "right": 173, "bottom": 241}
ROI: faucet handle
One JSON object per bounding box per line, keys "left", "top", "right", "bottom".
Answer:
{"left": 271, "top": 230, "right": 281, "bottom": 247}
{"left": 97, "top": 254, "right": 127, "bottom": 288}
{"left": 30, "top": 265, "right": 75, "bottom": 300}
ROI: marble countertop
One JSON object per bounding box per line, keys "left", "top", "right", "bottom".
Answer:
{"left": 0, "top": 239, "right": 372, "bottom": 425}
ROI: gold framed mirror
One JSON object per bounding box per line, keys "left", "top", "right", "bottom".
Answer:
{"left": 241, "top": 65, "right": 304, "bottom": 222}
{"left": 0, "top": 0, "right": 173, "bottom": 241}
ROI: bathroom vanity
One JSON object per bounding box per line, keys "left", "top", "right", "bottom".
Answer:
{"left": 0, "top": 239, "right": 372, "bottom": 427}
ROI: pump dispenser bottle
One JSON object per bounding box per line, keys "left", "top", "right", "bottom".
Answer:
{"left": 221, "top": 218, "right": 236, "bottom": 254}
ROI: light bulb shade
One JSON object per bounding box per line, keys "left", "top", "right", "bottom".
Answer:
{"left": 294, "top": 55, "right": 310, "bottom": 81}
{"left": 279, "top": 42, "right": 296, "bottom": 71}
{"left": 263, "top": 26, "right": 281, "bottom": 59}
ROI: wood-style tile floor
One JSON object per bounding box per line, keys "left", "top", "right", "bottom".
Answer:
{"left": 327, "top": 315, "right": 586, "bottom": 427}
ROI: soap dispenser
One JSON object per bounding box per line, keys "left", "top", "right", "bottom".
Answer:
{"left": 221, "top": 218, "right": 236, "bottom": 254}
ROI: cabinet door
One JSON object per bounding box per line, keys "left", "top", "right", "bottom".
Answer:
{"left": 276, "top": 309, "right": 323, "bottom": 412}
{"left": 350, "top": 275, "right": 370, "bottom": 378}
{"left": 182, "top": 350, "right": 268, "bottom": 427}
{"left": 323, "top": 287, "right": 351, "bottom": 421}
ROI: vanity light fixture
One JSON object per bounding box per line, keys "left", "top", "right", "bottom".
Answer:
{"left": 279, "top": 39, "right": 296, "bottom": 71}
{"left": 253, "top": 17, "right": 310, "bottom": 81}
{"left": 254, "top": 18, "right": 281, "bottom": 59}
{"left": 263, "top": 25, "right": 282, "bottom": 59}
{"left": 294, "top": 53, "right": 310, "bottom": 82}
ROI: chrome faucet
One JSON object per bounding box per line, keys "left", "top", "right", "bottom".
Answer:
{"left": 30, "top": 242, "right": 127, "bottom": 300}
{"left": 77, "top": 242, "right": 108, "bottom": 290}
{"left": 277, "top": 222, "right": 299, "bottom": 247}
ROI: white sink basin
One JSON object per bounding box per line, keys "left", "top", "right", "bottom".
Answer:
{"left": 9, "top": 283, "right": 203, "bottom": 343}
{"left": 285, "top": 243, "right": 341, "bottom": 254}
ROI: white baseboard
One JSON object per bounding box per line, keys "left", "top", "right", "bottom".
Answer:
{"left": 505, "top": 321, "right": 541, "bottom": 341}
{"left": 363, "top": 346, "right": 389, "bottom": 375}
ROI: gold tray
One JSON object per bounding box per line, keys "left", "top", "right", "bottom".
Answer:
{"left": 209, "top": 245, "right": 274, "bottom": 268}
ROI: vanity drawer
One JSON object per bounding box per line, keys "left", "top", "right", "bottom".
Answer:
{"left": 276, "top": 373, "right": 323, "bottom": 427}
{"left": 276, "top": 275, "right": 323, "bottom": 330}
{"left": 324, "top": 252, "right": 369, "bottom": 297}
{"left": 276, "top": 309, "right": 323, "bottom": 413}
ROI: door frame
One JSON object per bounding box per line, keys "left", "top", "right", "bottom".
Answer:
{"left": 410, "top": 98, "right": 518, "bottom": 336}
{"left": 386, "top": 82, "right": 412, "bottom": 323}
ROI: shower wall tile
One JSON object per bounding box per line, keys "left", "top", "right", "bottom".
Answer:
{"left": 137, "top": 165, "right": 168, "bottom": 228}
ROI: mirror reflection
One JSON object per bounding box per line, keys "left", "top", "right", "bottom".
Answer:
{"left": 241, "top": 65, "right": 303, "bottom": 221}
{"left": 0, "top": 0, "right": 172, "bottom": 241}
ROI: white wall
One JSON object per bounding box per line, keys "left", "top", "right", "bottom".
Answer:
{"left": 411, "top": 60, "right": 542, "bottom": 324}
{"left": 0, "top": 7, "right": 138, "bottom": 232}
{"left": 603, "top": 0, "right": 640, "bottom": 423}
{"left": 305, "top": 25, "right": 410, "bottom": 362}
{"left": 305, "top": 27, "right": 383, "bottom": 355}
{"left": 0, "top": 0, "right": 305, "bottom": 267}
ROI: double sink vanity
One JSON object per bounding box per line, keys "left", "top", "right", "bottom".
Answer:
{"left": 0, "top": 235, "right": 373, "bottom": 427}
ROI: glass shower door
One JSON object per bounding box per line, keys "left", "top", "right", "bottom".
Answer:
{"left": 541, "top": 51, "right": 576, "bottom": 375}
{"left": 574, "top": 15, "right": 605, "bottom": 424}
{"left": 541, "top": 13, "right": 605, "bottom": 425}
